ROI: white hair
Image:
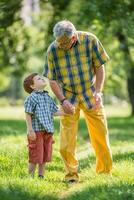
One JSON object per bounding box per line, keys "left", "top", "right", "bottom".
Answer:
{"left": 53, "top": 20, "right": 76, "bottom": 38}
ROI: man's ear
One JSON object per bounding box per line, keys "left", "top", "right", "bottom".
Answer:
{"left": 72, "top": 35, "right": 75, "bottom": 40}
{"left": 72, "top": 35, "right": 77, "bottom": 42}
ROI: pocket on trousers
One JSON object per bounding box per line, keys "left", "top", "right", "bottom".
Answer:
{"left": 28, "top": 140, "right": 37, "bottom": 149}
{"left": 28, "top": 143, "right": 36, "bottom": 149}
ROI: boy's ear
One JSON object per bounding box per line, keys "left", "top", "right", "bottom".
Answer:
{"left": 30, "top": 84, "right": 35, "bottom": 90}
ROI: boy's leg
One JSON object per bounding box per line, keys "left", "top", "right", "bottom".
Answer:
{"left": 29, "top": 163, "right": 36, "bottom": 177}
{"left": 36, "top": 131, "right": 54, "bottom": 179}
{"left": 27, "top": 136, "right": 37, "bottom": 177}
{"left": 38, "top": 163, "right": 45, "bottom": 178}
{"left": 43, "top": 132, "right": 54, "bottom": 163}
{"left": 28, "top": 132, "right": 44, "bottom": 178}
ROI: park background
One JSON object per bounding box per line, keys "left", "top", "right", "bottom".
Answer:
{"left": 0, "top": 0, "right": 134, "bottom": 200}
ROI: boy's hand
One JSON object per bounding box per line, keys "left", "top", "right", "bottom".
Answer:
{"left": 59, "top": 106, "right": 65, "bottom": 115}
{"left": 54, "top": 107, "right": 65, "bottom": 116}
{"left": 27, "top": 129, "right": 36, "bottom": 141}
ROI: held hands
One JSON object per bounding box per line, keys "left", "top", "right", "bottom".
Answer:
{"left": 54, "top": 107, "right": 65, "bottom": 116}
{"left": 27, "top": 129, "right": 36, "bottom": 141}
{"left": 93, "top": 92, "right": 103, "bottom": 109}
{"left": 59, "top": 106, "right": 65, "bottom": 116}
{"left": 61, "top": 99, "right": 75, "bottom": 114}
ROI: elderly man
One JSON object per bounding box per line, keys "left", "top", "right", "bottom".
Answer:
{"left": 43, "top": 20, "right": 112, "bottom": 183}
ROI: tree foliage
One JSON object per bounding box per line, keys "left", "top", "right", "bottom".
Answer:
{"left": 0, "top": 0, "right": 134, "bottom": 114}
{"left": 0, "top": 0, "right": 52, "bottom": 98}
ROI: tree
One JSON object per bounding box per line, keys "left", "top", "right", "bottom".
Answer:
{"left": 0, "top": 0, "right": 52, "bottom": 101}
{"left": 89, "top": 0, "right": 134, "bottom": 115}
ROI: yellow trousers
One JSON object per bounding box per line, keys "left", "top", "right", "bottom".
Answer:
{"left": 60, "top": 102, "right": 112, "bottom": 181}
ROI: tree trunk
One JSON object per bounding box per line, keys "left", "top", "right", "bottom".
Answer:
{"left": 127, "top": 68, "right": 134, "bottom": 115}
{"left": 116, "top": 31, "right": 134, "bottom": 116}
{"left": 10, "top": 76, "right": 22, "bottom": 105}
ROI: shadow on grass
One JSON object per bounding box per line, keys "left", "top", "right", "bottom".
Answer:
{"left": 61, "top": 182, "right": 134, "bottom": 200}
{"left": 113, "top": 151, "right": 134, "bottom": 162}
{"left": 76, "top": 116, "right": 134, "bottom": 143}
{"left": 0, "top": 119, "right": 60, "bottom": 137}
{"left": 108, "top": 116, "right": 134, "bottom": 129}
{"left": 78, "top": 150, "right": 134, "bottom": 172}
{"left": 108, "top": 117, "right": 134, "bottom": 143}
{"left": 0, "top": 186, "right": 58, "bottom": 200}
{"left": 0, "top": 120, "right": 26, "bottom": 136}
{"left": 0, "top": 116, "right": 133, "bottom": 144}
{"left": 78, "top": 151, "right": 134, "bottom": 172}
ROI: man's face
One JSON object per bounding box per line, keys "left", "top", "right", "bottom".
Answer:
{"left": 56, "top": 35, "right": 76, "bottom": 50}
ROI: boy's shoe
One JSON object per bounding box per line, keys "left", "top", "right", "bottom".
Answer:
{"left": 38, "top": 175, "right": 44, "bottom": 179}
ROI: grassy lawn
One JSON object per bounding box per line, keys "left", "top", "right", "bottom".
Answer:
{"left": 0, "top": 105, "right": 134, "bottom": 200}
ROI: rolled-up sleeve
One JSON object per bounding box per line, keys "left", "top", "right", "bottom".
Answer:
{"left": 92, "top": 36, "right": 110, "bottom": 68}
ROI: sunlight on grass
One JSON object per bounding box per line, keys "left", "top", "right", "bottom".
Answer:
{"left": 0, "top": 106, "right": 25, "bottom": 120}
{"left": 0, "top": 105, "right": 134, "bottom": 200}
{"left": 105, "top": 103, "right": 131, "bottom": 117}
{"left": 0, "top": 103, "right": 131, "bottom": 120}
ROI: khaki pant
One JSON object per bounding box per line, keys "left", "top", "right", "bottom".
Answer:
{"left": 60, "top": 102, "right": 112, "bottom": 181}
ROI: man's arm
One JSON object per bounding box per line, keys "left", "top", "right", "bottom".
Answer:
{"left": 49, "top": 80, "right": 65, "bottom": 101}
{"left": 49, "top": 80, "right": 75, "bottom": 114}
{"left": 95, "top": 64, "right": 105, "bottom": 93}
{"left": 93, "top": 65, "right": 105, "bottom": 108}
{"left": 25, "top": 113, "right": 36, "bottom": 140}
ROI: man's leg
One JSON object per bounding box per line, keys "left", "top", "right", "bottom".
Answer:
{"left": 83, "top": 106, "right": 112, "bottom": 173}
{"left": 60, "top": 106, "right": 80, "bottom": 182}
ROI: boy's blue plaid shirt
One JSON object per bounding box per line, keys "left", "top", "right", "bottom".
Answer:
{"left": 43, "top": 31, "right": 110, "bottom": 109}
{"left": 24, "top": 91, "right": 58, "bottom": 133}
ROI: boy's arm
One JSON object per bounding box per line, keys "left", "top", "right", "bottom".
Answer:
{"left": 25, "top": 113, "right": 36, "bottom": 141}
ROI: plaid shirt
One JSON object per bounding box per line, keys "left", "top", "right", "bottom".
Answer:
{"left": 24, "top": 91, "right": 58, "bottom": 133}
{"left": 43, "top": 31, "right": 109, "bottom": 109}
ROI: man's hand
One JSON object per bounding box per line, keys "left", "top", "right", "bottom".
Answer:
{"left": 93, "top": 92, "right": 103, "bottom": 109}
{"left": 27, "top": 129, "right": 36, "bottom": 141}
{"left": 62, "top": 99, "right": 75, "bottom": 114}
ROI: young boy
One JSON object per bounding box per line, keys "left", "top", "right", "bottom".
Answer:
{"left": 23, "top": 73, "right": 64, "bottom": 179}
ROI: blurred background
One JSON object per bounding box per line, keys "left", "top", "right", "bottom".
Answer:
{"left": 0, "top": 0, "right": 134, "bottom": 115}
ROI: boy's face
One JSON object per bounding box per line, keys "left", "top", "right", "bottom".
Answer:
{"left": 31, "top": 75, "right": 47, "bottom": 91}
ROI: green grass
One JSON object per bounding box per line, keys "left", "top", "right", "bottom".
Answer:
{"left": 0, "top": 105, "right": 134, "bottom": 200}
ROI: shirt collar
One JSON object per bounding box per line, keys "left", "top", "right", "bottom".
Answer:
{"left": 32, "top": 90, "right": 48, "bottom": 94}
{"left": 75, "top": 32, "right": 81, "bottom": 44}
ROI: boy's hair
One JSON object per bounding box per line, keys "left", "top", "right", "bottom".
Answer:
{"left": 23, "top": 73, "right": 38, "bottom": 94}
